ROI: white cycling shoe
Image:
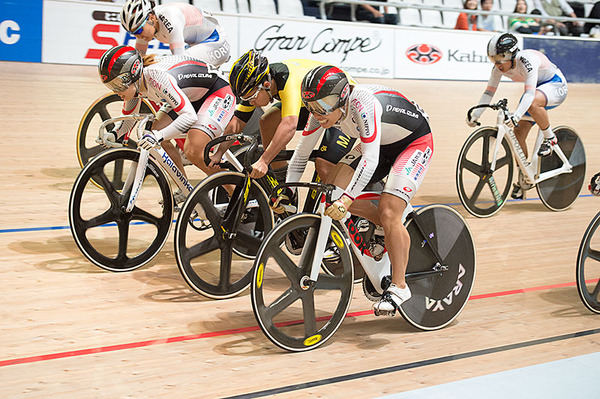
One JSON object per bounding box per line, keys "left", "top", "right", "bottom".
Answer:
{"left": 372, "top": 284, "right": 412, "bottom": 317}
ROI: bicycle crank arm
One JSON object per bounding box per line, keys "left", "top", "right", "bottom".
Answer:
{"left": 405, "top": 263, "right": 448, "bottom": 282}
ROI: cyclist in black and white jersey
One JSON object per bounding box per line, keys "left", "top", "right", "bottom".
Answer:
{"left": 283, "top": 65, "right": 434, "bottom": 316}
{"left": 97, "top": 45, "right": 236, "bottom": 193}
{"left": 121, "top": 0, "right": 230, "bottom": 67}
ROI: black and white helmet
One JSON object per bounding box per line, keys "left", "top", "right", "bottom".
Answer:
{"left": 487, "top": 32, "right": 520, "bottom": 64}
{"left": 121, "top": 0, "right": 154, "bottom": 34}
{"left": 301, "top": 65, "right": 350, "bottom": 115}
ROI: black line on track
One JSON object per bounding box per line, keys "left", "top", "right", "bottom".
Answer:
{"left": 222, "top": 328, "right": 600, "bottom": 399}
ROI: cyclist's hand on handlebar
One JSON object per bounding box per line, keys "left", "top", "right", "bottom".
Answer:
{"left": 589, "top": 172, "right": 600, "bottom": 196}
{"left": 250, "top": 159, "right": 268, "bottom": 179}
{"left": 504, "top": 113, "right": 520, "bottom": 129}
{"left": 138, "top": 130, "right": 164, "bottom": 151}
{"left": 465, "top": 116, "right": 479, "bottom": 128}
{"left": 325, "top": 194, "right": 353, "bottom": 220}
{"left": 270, "top": 186, "right": 296, "bottom": 214}
{"left": 96, "top": 130, "right": 121, "bottom": 148}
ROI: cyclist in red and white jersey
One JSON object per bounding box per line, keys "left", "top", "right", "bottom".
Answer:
{"left": 121, "top": 0, "right": 230, "bottom": 67}
{"left": 97, "top": 45, "right": 236, "bottom": 194}
{"left": 285, "top": 65, "right": 434, "bottom": 316}
{"left": 467, "top": 32, "right": 568, "bottom": 199}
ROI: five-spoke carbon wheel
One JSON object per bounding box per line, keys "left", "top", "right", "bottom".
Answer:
{"left": 576, "top": 211, "right": 600, "bottom": 314}
{"left": 400, "top": 205, "right": 476, "bottom": 330}
{"left": 69, "top": 148, "right": 173, "bottom": 271}
{"left": 456, "top": 127, "right": 514, "bottom": 217}
{"left": 537, "top": 126, "right": 586, "bottom": 211}
{"left": 174, "top": 171, "right": 274, "bottom": 299}
{"left": 251, "top": 214, "right": 354, "bottom": 352}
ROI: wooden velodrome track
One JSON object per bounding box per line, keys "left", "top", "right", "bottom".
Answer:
{"left": 1, "top": 60, "right": 599, "bottom": 398}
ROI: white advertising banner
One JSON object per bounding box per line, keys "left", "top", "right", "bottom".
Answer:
{"left": 394, "top": 29, "right": 504, "bottom": 81}
{"left": 233, "top": 17, "right": 396, "bottom": 79}
{"left": 41, "top": 0, "right": 512, "bottom": 81}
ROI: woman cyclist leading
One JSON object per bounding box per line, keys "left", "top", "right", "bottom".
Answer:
{"left": 97, "top": 45, "right": 236, "bottom": 202}
{"left": 121, "top": 0, "right": 230, "bottom": 67}
{"left": 467, "top": 32, "right": 568, "bottom": 199}
{"left": 284, "top": 65, "right": 434, "bottom": 316}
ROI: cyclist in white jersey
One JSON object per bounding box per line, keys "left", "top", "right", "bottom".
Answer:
{"left": 121, "top": 0, "right": 230, "bottom": 67}
{"left": 97, "top": 45, "right": 236, "bottom": 191}
{"left": 282, "top": 65, "right": 434, "bottom": 316}
{"left": 467, "top": 32, "right": 568, "bottom": 198}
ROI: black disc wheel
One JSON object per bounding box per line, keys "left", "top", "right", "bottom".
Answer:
{"left": 69, "top": 148, "right": 173, "bottom": 271}
{"left": 400, "top": 205, "right": 476, "bottom": 330}
{"left": 456, "top": 127, "right": 513, "bottom": 217}
{"left": 576, "top": 211, "right": 600, "bottom": 314}
{"left": 251, "top": 214, "right": 354, "bottom": 352}
{"left": 537, "top": 126, "right": 586, "bottom": 211}
{"left": 174, "top": 171, "right": 274, "bottom": 299}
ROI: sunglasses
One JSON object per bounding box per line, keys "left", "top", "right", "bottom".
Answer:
{"left": 240, "top": 85, "right": 265, "bottom": 102}
{"left": 104, "top": 75, "right": 130, "bottom": 92}
{"left": 131, "top": 18, "right": 148, "bottom": 35}
{"left": 304, "top": 95, "right": 340, "bottom": 116}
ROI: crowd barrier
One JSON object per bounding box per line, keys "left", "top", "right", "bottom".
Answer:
{"left": 1, "top": 0, "right": 599, "bottom": 82}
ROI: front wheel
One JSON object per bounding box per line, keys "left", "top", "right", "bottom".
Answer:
{"left": 576, "top": 211, "right": 600, "bottom": 314}
{"left": 251, "top": 214, "right": 354, "bottom": 352}
{"left": 69, "top": 148, "right": 173, "bottom": 271}
{"left": 400, "top": 205, "right": 476, "bottom": 330}
{"left": 537, "top": 126, "right": 586, "bottom": 211}
{"left": 174, "top": 171, "right": 274, "bottom": 299}
{"left": 456, "top": 127, "right": 513, "bottom": 217}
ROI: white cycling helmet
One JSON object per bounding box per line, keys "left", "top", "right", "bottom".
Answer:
{"left": 121, "top": 0, "right": 154, "bottom": 34}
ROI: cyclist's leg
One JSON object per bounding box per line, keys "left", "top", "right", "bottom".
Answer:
{"left": 513, "top": 119, "right": 535, "bottom": 158}
{"left": 183, "top": 29, "right": 231, "bottom": 68}
{"left": 381, "top": 133, "right": 433, "bottom": 290}
{"left": 184, "top": 85, "right": 236, "bottom": 176}
{"left": 157, "top": 109, "right": 189, "bottom": 177}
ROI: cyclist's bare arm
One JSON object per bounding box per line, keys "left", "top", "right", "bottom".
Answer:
{"left": 258, "top": 114, "right": 298, "bottom": 165}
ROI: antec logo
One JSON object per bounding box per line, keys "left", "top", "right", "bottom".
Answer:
{"left": 406, "top": 44, "right": 442, "bottom": 65}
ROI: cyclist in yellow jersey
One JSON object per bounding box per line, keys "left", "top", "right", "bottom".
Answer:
{"left": 210, "top": 50, "right": 356, "bottom": 181}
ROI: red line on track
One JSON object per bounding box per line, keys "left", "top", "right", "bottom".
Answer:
{"left": 1, "top": 279, "right": 594, "bottom": 368}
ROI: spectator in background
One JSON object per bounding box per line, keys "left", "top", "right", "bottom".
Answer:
{"left": 584, "top": 1, "right": 600, "bottom": 36}
{"left": 355, "top": 0, "right": 399, "bottom": 25}
{"left": 478, "top": 0, "right": 504, "bottom": 31}
{"left": 455, "top": 0, "right": 479, "bottom": 30}
{"left": 532, "top": 0, "right": 583, "bottom": 35}
{"left": 508, "top": 0, "right": 553, "bottom": 34}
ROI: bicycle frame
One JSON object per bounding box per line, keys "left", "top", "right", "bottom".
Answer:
{"left": 98, "top": 114, "right": 244, "bottom": 213}
{"left": 488, "top": 107, "right": 573, "bottom": 188}
{"left": 299, "top": 184, "right": 442, "bottom": 295}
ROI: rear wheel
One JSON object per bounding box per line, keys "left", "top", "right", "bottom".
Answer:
{"left": 537, "top": 126, "right": 586, "bottom": 211}
{"left": 400, "top": 205, "right": 476, "bottom": 330}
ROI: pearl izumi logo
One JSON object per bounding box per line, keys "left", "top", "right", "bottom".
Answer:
{"left": 406, "top": 44, "right": 442, "bottom": 65}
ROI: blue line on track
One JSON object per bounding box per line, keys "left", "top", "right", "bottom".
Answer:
{"left": 1, "top": 194, "right": 593, "bottom": 235}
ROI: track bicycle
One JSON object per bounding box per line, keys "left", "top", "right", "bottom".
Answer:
{"left": 456, "top": 99, "right": 586, "bottom": 218}
{"left": 69, "top": 113, "right": 258, "bottom": 279}
{"left": 75, "top": 92, "right": 263, "bottom": 172}
{"left": 250, "top": 182, "right": 476, "bottom": 351}
{"left": 173, "top": 134, "right": 365, "bottom": 299}
{"left": 576, "top": 210, "right": 600, "bottom": 314}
